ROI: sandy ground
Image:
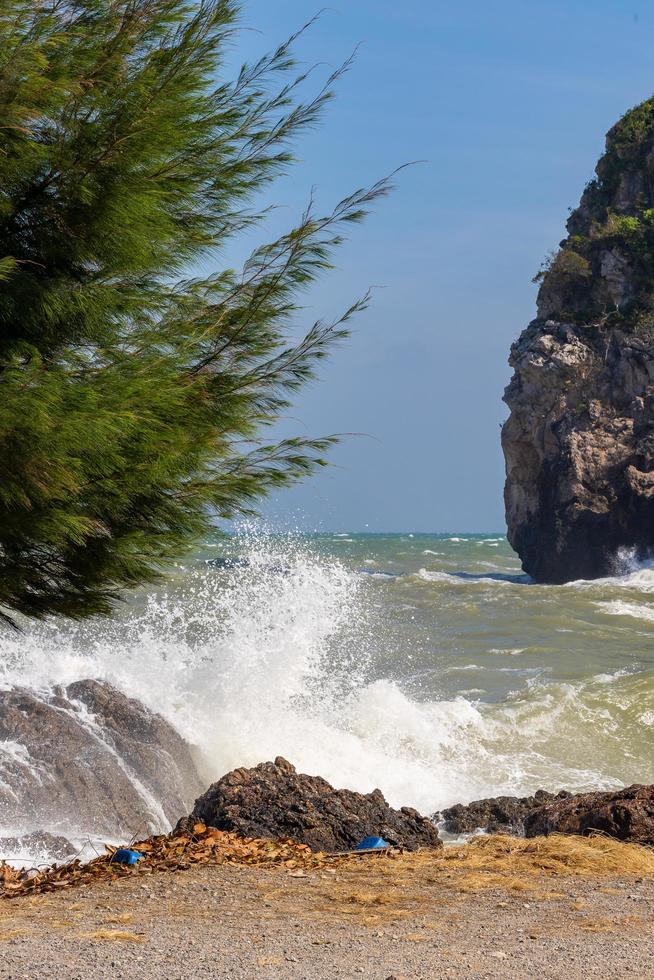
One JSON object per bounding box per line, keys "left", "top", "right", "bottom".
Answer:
{"left": 1, "top": 853, "right": 653, "bottom": 979}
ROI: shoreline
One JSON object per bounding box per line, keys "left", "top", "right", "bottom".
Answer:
{"left": 2, "top": 835, "right": 654, "bottom": 979}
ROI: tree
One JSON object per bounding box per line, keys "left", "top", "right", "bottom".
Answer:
{"left": 0, "top": 1, "right": 391, "bottom": 625}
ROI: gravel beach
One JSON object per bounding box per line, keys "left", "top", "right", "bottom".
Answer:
{"left": 1, "top": 850, "right": 653, "bottom": 979}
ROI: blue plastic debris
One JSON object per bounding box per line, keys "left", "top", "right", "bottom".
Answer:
{"left": 355, "top": 836, "right": 390, "bottom": 851}
{"left": 110, "top": 848, "right": 143, "bottom": 866}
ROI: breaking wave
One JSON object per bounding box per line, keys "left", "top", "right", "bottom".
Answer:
{"left": 1, "top": 531, "right": 654, "bottom": 860}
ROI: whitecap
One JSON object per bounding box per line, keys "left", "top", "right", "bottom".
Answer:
{"left": 489, "top": 648, "right": 526, "bottom": 656}
{"left": 595, "top": 600, "right": 654, "bottom": 623}
{"left": 2, "top": 530, "right": 653, "bottom": 859}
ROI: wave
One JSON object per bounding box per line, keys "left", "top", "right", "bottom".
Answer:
{"left": 358, "top": 569, "right": 400, "bottom": 580}
{"left": 2, "top": 531, "right": 653, "bottom": 862}
{"left": 489, "top": 648, "right": 526, "bottom": 656}
{"left": 413, "top": 568, "right": 531, "bottom": 586}
{"left": 566, "top": 552, "right": 654, "bottom": 593}
{"left": 595, "top": 600, "right": 654, "bottom": 623}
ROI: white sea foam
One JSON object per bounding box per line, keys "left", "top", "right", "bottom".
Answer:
{"left": 1, "top": 532, "right": 653, "bottom": 860}
{"left": 595, "top": 600, "right": 654, "bottom": 623}
{"left": 413, "top": 568, "right": 526, "bottom": 587}
{"left": 415, "top": 569, "right": 460, "bottom": 584}
{"left": 359, "top": 570, "right": 398, "bottom": 580}
{"left": 0, "top": 742, "right": 43, "bottom": 796}
{"left": 567, "top": 555, "right": 654, "bottom": 593}
{"left": 0, "top": 550, "right": 488, "bottom": 815}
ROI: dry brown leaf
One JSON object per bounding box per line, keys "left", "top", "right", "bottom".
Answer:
{"left": 0, "top": 823, "right": 342, "bottom": 898}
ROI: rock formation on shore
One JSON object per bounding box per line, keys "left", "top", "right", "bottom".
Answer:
{"left": 438, "top": 789, "right": 572, "bottom": 836}
{"left": 524, "top": 783, "right": 654, "bottom": 844}
{"left": 438, "top": 784, "right": 654, "bottom": 845}
{"left": 0, "top": 680, "right": 203, "bottom": 841}
{"left": 178, "top": 757, "right": 442, "bottom": 852}
{"left": 0, "top": 831, "right": 76, "bottom": 863}
{"left": 503, "top": 96, "right": 654, "bottom": 582}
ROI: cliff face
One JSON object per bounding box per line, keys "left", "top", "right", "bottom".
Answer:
{"left": 502, "top": 98, "right": 654, "bottom": 583}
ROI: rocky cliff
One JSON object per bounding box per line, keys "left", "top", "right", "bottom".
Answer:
{"left": 503, "top": 97, "right": 654, "bottom": 582}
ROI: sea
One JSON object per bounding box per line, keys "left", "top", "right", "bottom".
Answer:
{"left": 1, "top": 529, "right": 653, "bottom": 858}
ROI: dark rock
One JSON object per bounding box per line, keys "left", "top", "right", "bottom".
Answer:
{"left": 438, "top": 789, "right": 572, "bottom": 836}
{"left": 0, "top": 831, "right": 75, "bottom": 863}
{"left": 0, "top": 680, "right": 203, "bottom": 840}
{"left": 502, "top": 96, "right": 654, "bottom": 582}
{"left": 178, "top": 757, "right": 442, "bottom": 852}
{"left": 525, "top": 783, "right": 654, "bottom": 844}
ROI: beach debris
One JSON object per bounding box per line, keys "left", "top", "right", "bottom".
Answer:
{"left": 177, "top": 757, "right": 442, "bottom": 853}
{"left": 110, "top": 849, "right": 143, "bottom": 866}
{"left": 355, "top": 836, "right": 390, "bottom": 851}
{"left": 3, "top": 828, "right": 653, "bottom": 904}
{"left": 0, "top": 823, "right": 349, "bottom": 900}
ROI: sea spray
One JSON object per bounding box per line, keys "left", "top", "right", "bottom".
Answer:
{"left": 1, "top": 530, "right": 654, "bottom": 858}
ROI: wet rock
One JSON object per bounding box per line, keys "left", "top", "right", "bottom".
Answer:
{"left": 0, "top": 680, "right": 203, "bottom": 840}
{"left": 178, "top": 757, "right": 442, "bottom": 852}
{"left": 502, "top": 96, "right": 654, "bottom": 582}
{"left": 0, "top": 830, "right": 75, "bottom": 863}
{"left": 438, "top": 789, "right": 572, "bottom": 836}
{"left": 525, "top": 783, "right": 654, "bottom": 844}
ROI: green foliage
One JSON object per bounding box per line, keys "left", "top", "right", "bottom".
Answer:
{"left": 533, "top": 248, "right": 591, "bottom": 285}
{"left": 606, "top": 96, "right": 654, "bottom": 158}
{"left": 583, "top": 97, "right": 654, "bottom": 214}
{"left": 599, "top": 213, "right": 643, "bottom": 240}
{"left": 540, "top": 96, "right": 654, "bottom": 329}
{"left": 0, "top": 1, "right": 391, "bottom": 625}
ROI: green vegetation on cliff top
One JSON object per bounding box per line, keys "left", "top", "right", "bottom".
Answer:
{"left": 537, "top": 95, "right": 654, "bottom": 330}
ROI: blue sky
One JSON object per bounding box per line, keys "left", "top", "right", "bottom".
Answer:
{"left": 218, "top": 1, "right": 654, "bottom": 532}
